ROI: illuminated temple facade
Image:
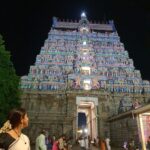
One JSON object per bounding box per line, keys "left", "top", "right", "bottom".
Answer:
{"left": 21, "top": 14, "right": 150, "bottom": 93}
{"left": 21, "top": 13, "right": 150, "bottom": 148}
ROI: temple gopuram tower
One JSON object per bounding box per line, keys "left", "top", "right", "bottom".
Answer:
{"left": 21, "top": 13, "right": 150, "bottom": 147}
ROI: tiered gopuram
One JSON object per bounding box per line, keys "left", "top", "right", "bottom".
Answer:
{"left": 20, "top": 13, "right": 150, "bottom": 146}
{"left": 21, "top": 13, "right": 150, "bottom": 94}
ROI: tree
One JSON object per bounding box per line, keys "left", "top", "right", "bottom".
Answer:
{"left": 0, "top": 35, "right": 21, "bottom": 126}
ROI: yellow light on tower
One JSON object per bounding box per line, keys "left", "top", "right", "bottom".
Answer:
{"left": 83, "top": 79, "right": 91, "bottom": 90}
{"left": 81, "top": 66, "right": 91, "bottom": 75}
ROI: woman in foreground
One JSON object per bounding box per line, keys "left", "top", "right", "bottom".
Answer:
{"left": 0, "top": 108, "right": 30, "bottom": 150}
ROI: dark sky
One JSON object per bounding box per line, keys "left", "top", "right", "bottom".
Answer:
{"left": 78, "top": 113, "right": 86, "bottom": 127}
{"left": 0, "top": 0, "right": 150, "bottom": 80}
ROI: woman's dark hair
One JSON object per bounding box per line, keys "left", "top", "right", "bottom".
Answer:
{"left": 8, "top": 108, "right": 26, "bottom": 128}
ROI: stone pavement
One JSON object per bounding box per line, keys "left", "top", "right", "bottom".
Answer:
{"left": 72, "top": 144, "right": 121, "bottom": 150}
{"left": 72, "top": 144, "right": 98, "bottom": 150}
{"left": 31, "top": 143, "right": 122, "bottom": 150}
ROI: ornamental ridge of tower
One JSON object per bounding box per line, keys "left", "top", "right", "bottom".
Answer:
{"left": 52, "top": 16, "right": 115, "bottom": 31}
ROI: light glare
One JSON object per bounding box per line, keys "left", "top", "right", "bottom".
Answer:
{"left": 81, "top": 12, "right": 86, "bottom": 17}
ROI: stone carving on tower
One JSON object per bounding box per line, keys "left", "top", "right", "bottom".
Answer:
{"left": 21, "top": 12, "right": 150, "bottom": 94}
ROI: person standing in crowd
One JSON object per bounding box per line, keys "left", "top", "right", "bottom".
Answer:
{"left": 52, "top": 135, "right": 56, "bottom": 144}
{"left": 63, "top": 136, "right": 67, "bottom": 150}
{"left": 93, "top": 138, "right": 97, "bottom": 147}
{"left": 105, "top": 137, "right": 111, "bottom": 150}
{"left": 46, "top": 135, "right": 52, "bottom": 150}
{"left": 52, "top": 139, "right": 59, "bottom": 150}
{"left": 0, "top": 108, "right": 30, "bottom": 150}
{"left": 67, "top": 137, "right": 73, "bottom": 150}
{"left": 88, "top": 136, "right": 91, "bottom": 149}
{"left": 123, "top": 141, "right": 128, "bottom": 150}
{"left": 78, "top": 137, "right": 85, "bottom": 150}
{"left": 147, "top": 136, "right": 150, "bottom": 150}
{"left": 35, "top": 130, "right": 47, "bottom": 150}
{"left": 99, "top": 138, "right": 106, "bottom": 150}
{"left": 58, "top": 135, "right": 64, "bottom": 150}
{"left": 128, "top": 138, "right": 135, "bottom": 150}
{"left": 84, "top": 137, "right": 89, "bottom": 150}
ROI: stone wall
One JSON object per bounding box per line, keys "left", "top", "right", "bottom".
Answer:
{"left": 21, "top": 89, "right": 150, "bottom": 144}
{"left": 109, "top": 116, "right": 139, "bottom": 147}
{"left": 21, "top": 91, "right": 73, "bottom": 143}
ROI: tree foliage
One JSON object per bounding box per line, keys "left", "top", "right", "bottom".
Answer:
{"left": 0, "top": 35, "right": 21, "bottom": 126}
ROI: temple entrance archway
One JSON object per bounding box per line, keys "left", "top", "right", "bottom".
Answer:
{"left": 76, "top": 96, "right": 98, "bottom": 140}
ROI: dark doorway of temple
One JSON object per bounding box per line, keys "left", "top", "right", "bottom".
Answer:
{"left": 76, "top": 98, "right": 98, "bottom": 141}
{"left": 78, "top": 112, "right": 86, "bottom": 128}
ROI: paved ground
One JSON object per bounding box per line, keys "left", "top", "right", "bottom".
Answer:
{"left": 72, "top": 144, "right": 121, "bottom": 150}
{"left": 72, "top": 144, "right": 98, "bottom": 150}
{"left": 31, "top": 142, "right": 141, "bottom": 150}
{"left": 31, "top": 143, "right": 121, "bottom": 150}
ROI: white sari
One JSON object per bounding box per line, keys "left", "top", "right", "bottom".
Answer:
{"left": 8, "top": 134, "right": 30, "bottom": 150}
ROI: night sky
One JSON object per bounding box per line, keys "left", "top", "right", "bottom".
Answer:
{"left": 78, "top": 113, "right": 86, "bottom": 128}
{"left": 0, "top": 0, "right": 150, "bottom": 80}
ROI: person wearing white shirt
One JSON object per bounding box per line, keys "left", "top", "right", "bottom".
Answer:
{"left": 35, "top": 130, "right": 47, "bottom": 150}
{"left": 105, "top": 137, "right": 111, "bottom": 150}
{"left": 78, "top": 137, "right": 85, "bottom": 150}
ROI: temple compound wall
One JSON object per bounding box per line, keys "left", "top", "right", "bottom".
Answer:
{"left": 21, "top": 89, "right": 150, "bottom": 147}
{"left": 110, "top": 116, "right": 139, "bottom": 147}
{"left": 109, "top": 101, "right": 150, "bottom": 149}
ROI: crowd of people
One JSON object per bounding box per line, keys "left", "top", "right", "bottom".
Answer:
{"left": 122, "top": 138, "right": 141, "bottom": 150}
{"left": 35, "top": 131, "right": 73, "bottom": 150}
{"left": 1, "top": 108, "right": 150, "bottom": 150}
{"left": 0, "top": 108, "right": 73, "bottom": 150}
{"left": 77, "top": 136, "right": 111, "bottom": 150}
